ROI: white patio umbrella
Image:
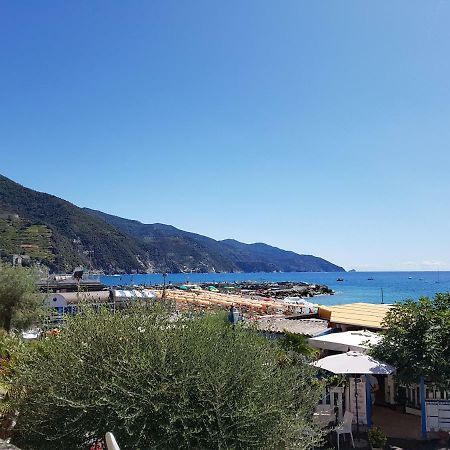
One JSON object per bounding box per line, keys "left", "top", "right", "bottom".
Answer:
{"left": 308, "top": 330, "right": 381, "bottom": 354}
{"left": 312, "top": 350, "right": 395, "bottom": 375}
{"left": 313, "top": 351, "right": 395, "bottom": 440}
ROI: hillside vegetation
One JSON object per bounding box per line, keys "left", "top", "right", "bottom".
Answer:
{"left": 0, "top": 175, "right": 148, "bottom": 273}
{"left": 86, "top": 209, "right": 345, "bottom": 273}
{"left": 0, "top": 174, "right": 344, "bottom": 273}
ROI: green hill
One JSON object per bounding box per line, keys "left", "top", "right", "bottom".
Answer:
{"left": 0, "top": 175, "right": 148, "bottom": 273}
{"left": 85, "top": 209, "right": 345, "bottom": 273}
{"left": 0, "top": 174, "right": 345, "bottom": 273}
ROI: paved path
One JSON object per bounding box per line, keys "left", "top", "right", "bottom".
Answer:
{"left": 372, "top": 405, "right": 421, "bottom": 439}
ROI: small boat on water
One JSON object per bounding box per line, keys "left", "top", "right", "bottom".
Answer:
{"left": 367, "top": 277, "right": 374, "bottom": 281}
{"left": 336, "top": 278, "right": 344, "bottom": 282}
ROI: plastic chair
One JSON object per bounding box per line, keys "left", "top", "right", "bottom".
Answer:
{"left": 105, "top": 432, "right": 120, "bottom": 450}
{"left": 334, "top": 410, "right": 354, "bottom": 450}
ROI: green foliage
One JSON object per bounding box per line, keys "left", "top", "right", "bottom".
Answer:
{"left": 371, "top": 293, "right": 450, "bottom": 387}
{"left": 0, "top": 217, "right": 54, "bottom": 264}
{"left": 279, "top": 330, "right": 319, "bottom": 358}
{"left": 367, "top": 426, "right": 386, "bottom": 447}
{"left": 11, "top": 307, "right": 324, "bottom": 449}
{"left": 324, "top": 374, "right": 346, "bottom": 388}
{"left": 0, "top": 332, "right": 25, "bottom": 424}
{"left": 0, "top": 175, "right": 148, "bottom": 273}
{"left": 0, "top": 174, "right": 343, "bottom": 273}
{"left": 89, "top": 209, "right": 345, "bottom": 273}
{"left": 0, "top": 263, "right": 43, "bottom": 332}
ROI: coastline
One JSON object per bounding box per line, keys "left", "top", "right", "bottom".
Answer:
{"left": 101, "top": 271, "right": 450, "bottom": 306}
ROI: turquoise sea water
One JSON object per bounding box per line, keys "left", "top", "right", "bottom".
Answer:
{"left": 101, "top": 271, "right": 450, "bottom": 306}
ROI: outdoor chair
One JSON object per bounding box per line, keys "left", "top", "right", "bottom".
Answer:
{"left": 334, "top": 410, "right": 354, "bottom": 450}
{"left": 105, "top": 432, "right": 120, "bottom": 450}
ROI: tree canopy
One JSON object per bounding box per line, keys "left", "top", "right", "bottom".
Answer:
{"left": 0, "top": 263, "right": 42, "bottom": 332}
{"left": 9, "top": 306, "right": 324, "bottom": 449}
{"left": 371, "top": 293, "right": 450, "bottom": 387}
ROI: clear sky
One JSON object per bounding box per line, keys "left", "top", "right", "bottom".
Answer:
{"left": 1, "top": 1, "right": 450, "bottom": 271}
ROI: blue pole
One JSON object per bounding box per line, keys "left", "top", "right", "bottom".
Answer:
{"left": 365, "top": 375, "right": 372, "bottom": 428}
{"left": 420, "top": 376, "right": 427, "bottom": 439}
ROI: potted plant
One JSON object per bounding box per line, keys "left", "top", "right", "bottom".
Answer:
{"left": 368, "top": 426, "right": 387, "bottom": 450}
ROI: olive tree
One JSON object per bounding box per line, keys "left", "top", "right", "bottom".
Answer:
{"left": 11, "top": 306, "right": 324, "bottom": 449}
{"left": 0, "top": 263, "right": 42, "bottom": 332}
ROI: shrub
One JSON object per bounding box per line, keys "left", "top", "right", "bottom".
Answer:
{"left": 0, "top": 263, "right": 43, "bottom": 332}
{"left": 371, "top": 293, "right": 450, "bottom": 387}
{"left": 368, "top": 426, "right": 386, "bottom": 448}
{"left": 11, "top": 306, "right": 324, "bottom": 449}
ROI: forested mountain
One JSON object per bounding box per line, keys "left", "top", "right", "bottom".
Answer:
{"left": 86, "top": 209, "right": 345, "bottom": 273}
{"left": 0, "top": 174, "right": 345, "bottom": 273}
{"left": 0, "top": 175, "right": 149, "bottom": 273}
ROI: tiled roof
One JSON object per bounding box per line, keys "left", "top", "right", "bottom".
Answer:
{"left": 255, "top": 316, "right": 329, "bottom": 337}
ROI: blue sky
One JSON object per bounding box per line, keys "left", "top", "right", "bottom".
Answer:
{"left": 1, "top": 1, "right": 450, "bottom": 271}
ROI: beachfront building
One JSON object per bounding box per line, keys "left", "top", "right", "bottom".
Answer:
{"left": 311, "top": 304, "right": 450, "bottom": 440}
{"left": 45, "top": 289, "right": 156, "bottom": 325}
{"left": 47, "top": 291, "right": 111, "bottom": 315}
{"left": 318, "top": 302, "right": 393, "bottom": 332}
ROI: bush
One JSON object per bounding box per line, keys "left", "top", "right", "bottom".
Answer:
{"left": 368, "top": 426, "right": 386, "bottom": 448}
{"left": 0, "top": 263, "right": 43, "bottom": 332}
{"left": 11, "top": 306, "right": 324, "bottom": 449}
{"left": 371, "top": 293, "right": 450, "bottom": 387}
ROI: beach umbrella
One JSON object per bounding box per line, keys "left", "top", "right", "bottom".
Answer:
{"left": 313, "top": 351, "right": 395, "bottom": 439}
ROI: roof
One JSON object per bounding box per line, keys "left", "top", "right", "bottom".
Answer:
{"left": 308, "top": 330, "right": 381, "bottom": 353}
{"left": 318, "top": 303, "right": 393, "bottom": 330}
{"left": 256, "top": 316, "right": 329, "bottom": 337}
{"left": 112, "top": 289, "right": 156, "bottom": 299}
{"left": 51, "top": 291, "right": 111, "bottom": 303}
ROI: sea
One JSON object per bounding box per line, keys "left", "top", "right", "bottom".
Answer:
{"left": 100, "top": 271, "right": 450, "bottom": 306}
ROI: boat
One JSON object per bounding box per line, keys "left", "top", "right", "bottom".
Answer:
{"left": 336, "top": 278, "right": 344, "bottom": 282}
{"left": 367, "top": 277, "right": 374, "bottom": 281}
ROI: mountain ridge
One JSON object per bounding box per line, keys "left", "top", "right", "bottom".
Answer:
{"left": 0, "top": 174, "right": 345, "bottom": 273}
{"left": 85, "top": 208, "right": 345, "bottom": 273}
